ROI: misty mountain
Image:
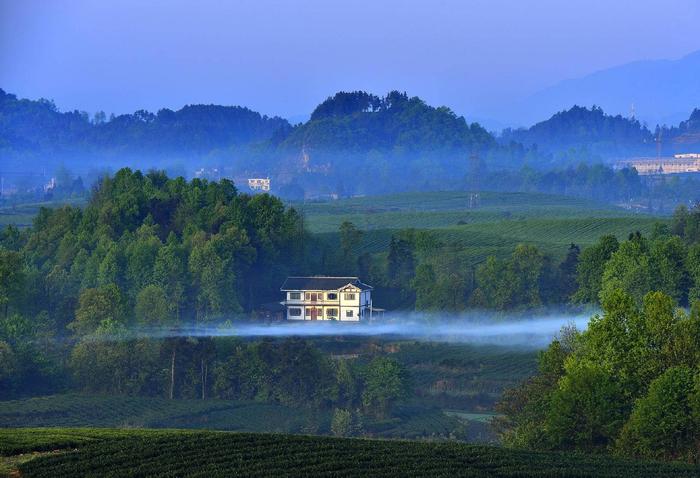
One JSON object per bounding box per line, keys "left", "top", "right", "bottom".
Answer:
{"left": 504, "top": 105, "right": 700, "bottom": 159}
{"left": 503, "top": 105, "right": 655, "bottom": 158}
{"left": 0, "top": 88, "right": 290, "bottom": 168}
{"left": 279, "top": 91, "right": 495, "bottom": 153}
{"left": 4, "top": 86, "right": 700, "bottom": 198}
{"left": 514, "top": 50, "right": 700, "bottom": 127}
{"left": 661, "top": 108, "right": 700, "bottom": 148}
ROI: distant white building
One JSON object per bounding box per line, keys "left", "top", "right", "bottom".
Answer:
{"left": 617, "top": 154, "right": 700, "bottom": 175}
{"left": 280, "top": 276, "right": 373, "bottom": 321}
{"left": 248, "top": 178, "right": 270, "bottom": 192}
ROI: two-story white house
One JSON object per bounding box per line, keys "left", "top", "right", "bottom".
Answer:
{"left": 280, "top": 276, "right": 373, "bottom": 322}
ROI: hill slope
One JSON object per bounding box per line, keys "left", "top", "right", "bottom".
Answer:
{"left": 0, "top": 88, "right": 290, "bottom": 165}
{"left": 503, "top": 106, "right": 654, "bottom": 156}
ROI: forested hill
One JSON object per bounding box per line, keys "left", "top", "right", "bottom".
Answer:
{"left": 661, "top": 108, "right": 700, "bottom": 146}
{"left": 502, "top": 105, "right": 655, "bottom": 155}
{"left": 279, "top": 90, "right": 495, "bottom": 153}
{"left": 0, "top": 88, "right": 290, "bottom": 161}
{"left": 504, "top": 105, "right": 700, "bottom": 156}
{"left": 4, "top": 87, "right": 700, "bottom": 186}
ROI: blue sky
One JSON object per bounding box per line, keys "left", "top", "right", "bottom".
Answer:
{"left": 1, "top": 0, "right": 699, "bottom": 124}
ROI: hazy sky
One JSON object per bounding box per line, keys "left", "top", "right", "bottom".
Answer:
{"left": 2, "top": 0, "right": 699, "bottom": 124}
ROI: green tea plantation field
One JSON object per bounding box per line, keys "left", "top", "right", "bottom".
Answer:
{"left": 299, "top": 191, "right": 656, "bottom": 233}
{"left": 0, "top": 393, "right": 474, "bottom": 441}
{"left": 304, "top": 191, "right": 664, "bottom": 261}
{"left": 1, "top": 428, "right": 697, "bottom": 478}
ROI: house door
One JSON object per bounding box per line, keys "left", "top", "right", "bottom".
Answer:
{"left": 310, "top": 307, "right": 319, "bottom": 320}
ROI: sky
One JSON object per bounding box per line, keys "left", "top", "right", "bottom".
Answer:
{"left": 1, "top": 0, "right": 700, "bottom": 126}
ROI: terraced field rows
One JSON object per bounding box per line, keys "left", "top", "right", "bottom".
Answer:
{"left": 0, "top": 394, "right": 322, "bottom": 432}
{"left": 4, "top": 428, "right": 697, "bottom": 478}
{"left": 316, "top": 216, "right": 662, "bottom": 262}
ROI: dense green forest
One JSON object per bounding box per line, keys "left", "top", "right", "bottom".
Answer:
{"left": 494, "top": 208, "right": 700, "bottom": 463}
{"left": 0, "top": 170, "right": 412, "bottom": 425}
{"left": 503, "top": 105, "right": 655, "bottom": 155}
{"left": 496, "top": 291, "right": 700, "bottom": 463}
{"left": 0, "top": 88, "right": 290, "bottom": 167}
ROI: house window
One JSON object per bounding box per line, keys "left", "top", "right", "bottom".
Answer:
{"left": 289, "top": 308, "right": 302, "bottom": 317}
{"left": 344, "top": 293, "right": 356, "bottom": 300}
{"left": 327, "top": 308, "right": 338, "bottom": 317}
{"left": 345, "top": 310, "right": 354, "bottom": 318}
{"left": 327, "top": 292, "right": 338, "bottom": 300}
{"left": 289, "top": 292, "right": 301, "bottom": 300}
{"left": 306, "top": 292, "right": 321, "bottom": 301}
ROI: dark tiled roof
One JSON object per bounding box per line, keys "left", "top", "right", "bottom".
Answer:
{"left": 281, "top": 276, "right": 373, "bottom": 291}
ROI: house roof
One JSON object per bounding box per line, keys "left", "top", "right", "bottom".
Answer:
{"left": 280, "top": 276, "right": 373, "bottom": 291}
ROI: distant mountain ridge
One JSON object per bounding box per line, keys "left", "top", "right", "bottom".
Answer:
{"left": 2, "top": 87, "right": 700, "bottom": 180}
{"left": 503, "top": 105, "right": 655, "bottom": 157}
{"left": 0, "top": 88, "right": 290, "bottom": 164}
{"left": 515, "top": 50, "right": 700, "bottom": 127}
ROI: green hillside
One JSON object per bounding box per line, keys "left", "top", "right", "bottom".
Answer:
{"left": 2, "top": 428, "right": 697, "bottom": 478}
{"left": 304, "top": 191, "right": 663, "bottom": 261}
{"left": 299, "top": 191, "right": 641, "bottom": 232}
{"left": 0, "top": 340, "right": 539, "bottom": 441}
{"left": 0, "top": 393, "right": 474, "bottom": 442}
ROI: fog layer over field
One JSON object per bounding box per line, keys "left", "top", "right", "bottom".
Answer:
{"left": 118, "top": 312, "right": 591, "bottom": 348}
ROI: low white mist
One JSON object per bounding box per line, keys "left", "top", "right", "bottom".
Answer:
{"left": 117, "top": 311, "right": 593, "bottom": 348}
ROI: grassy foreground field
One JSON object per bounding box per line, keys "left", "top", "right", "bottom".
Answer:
{"left": 1, "top": 428, "right": 697, "bottom": 478}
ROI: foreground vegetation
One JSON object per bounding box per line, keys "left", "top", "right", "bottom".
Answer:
{"left": 0, "top": 338, "right": 539, "bottom": 442}
{"left": 0, "top": 393, "right": 476, "bottom": 441}
{"left": 2, "top": 428, "right": 698, "bottom": 478}
{"left": 497, "top": 291, "right": 700, "bottom": 462}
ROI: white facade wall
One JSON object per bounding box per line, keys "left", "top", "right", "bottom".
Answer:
{"left": 284, "top": 286, "right": 368, "bottom": 321}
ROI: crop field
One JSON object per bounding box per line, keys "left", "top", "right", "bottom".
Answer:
{"left": 2, "top": 428, "right": 697, "bottom": 478}
{"left": 0, "top": 341, "right": 540, "bottom": 442}
{"left": 0, "top": 198, "right": 86, "bottom": 228}
{"left": 0, "top": 393, "right": 473, "bottom": 441}
{"left": 392, "top": 342, "right": 538, "bottom": 410}
{"left": 0, "top": 394, "right": 328, "bottom": 433}
{"left": 299, "top": 191, "right": 655, "bottom": 233}
{"left": 305, "top": 191, "right": 665, "bottom": 262}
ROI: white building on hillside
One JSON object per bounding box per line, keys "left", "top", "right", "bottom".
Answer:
{"left": 280, "top": 276, "right": 373, "bottom": 321}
